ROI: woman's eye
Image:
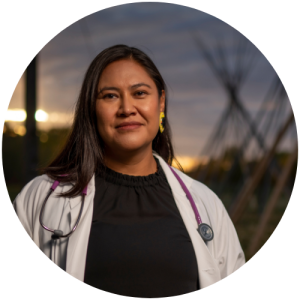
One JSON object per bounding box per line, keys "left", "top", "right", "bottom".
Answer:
{"left": 102, "top": 91, "right": 147, "bottom": 99}
{"left": 103, "top": 93, "right": 116, "bottom": 99}
{"left": 136, "top": 91, "right": 146, "bottom": 96}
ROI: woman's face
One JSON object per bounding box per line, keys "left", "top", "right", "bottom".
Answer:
{"left": 96, "top": 59, "right": 165, "bottom": 155}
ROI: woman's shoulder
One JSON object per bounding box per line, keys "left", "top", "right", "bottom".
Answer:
{"left": 171, "top": 167, "right": 217, "bottom": 196}
{"left": 13, "top": 175, "right": 53, "bottom": 208}
{"left": 15, "top": 174, "right": 77, "bottom": 199}
{"left": 171, "top": 166, "right": 224, "bottom": 212}
{"left": 18, "top": 174, "right": 53, "bottom": 196}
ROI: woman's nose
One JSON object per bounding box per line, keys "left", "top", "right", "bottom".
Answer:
{"left": 120, "top": 94, "right": 135, "bottom": 114}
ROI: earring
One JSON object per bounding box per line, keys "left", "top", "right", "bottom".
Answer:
{"left": 159, "top": 112, "right": 165, "bottom": 133}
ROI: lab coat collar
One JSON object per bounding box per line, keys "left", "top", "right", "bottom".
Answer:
{"left": 153, "top": 153, "right": 189, "bottom": 197}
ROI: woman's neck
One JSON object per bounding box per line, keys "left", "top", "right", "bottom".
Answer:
{"left": 105, "top": 152, "right": 158, "bottom": 176}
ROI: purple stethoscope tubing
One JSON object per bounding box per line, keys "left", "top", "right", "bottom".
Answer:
{"left": 39, "top": 181, "right": 88, "bottom": 239}
{"left": 168, "top": 166, "right": 214, "bottom": 242}
{"left": 168, "top": 166, "right": 202, "bottom": 225}
{"left": 40, "top": 166, "right": 214, "bottom": 242}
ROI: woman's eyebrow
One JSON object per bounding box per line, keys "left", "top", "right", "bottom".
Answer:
{"left": 98, "top": 83, "right": 152, "bottom": 94}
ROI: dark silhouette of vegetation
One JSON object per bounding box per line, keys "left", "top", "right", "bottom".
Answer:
{"left": 2, "top": 123, "right": 70, "bottom": 200}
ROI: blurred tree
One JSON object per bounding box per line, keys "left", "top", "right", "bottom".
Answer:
{"left": 3, "top": 126, "right": 70, "bottom": 201}
{"left": 38, "top": 128, "right": 70, "bottom": 169}
{"left": 2, "top": 123, "right": 26, "bottom": 185}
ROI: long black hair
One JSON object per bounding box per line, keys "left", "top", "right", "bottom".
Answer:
{"left": 43, "top": 44, "right": 181, "bottom": 197}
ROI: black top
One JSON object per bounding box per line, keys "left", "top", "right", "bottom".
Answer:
{"left": 84, "top": 157, "right": 199, "bottom": 297}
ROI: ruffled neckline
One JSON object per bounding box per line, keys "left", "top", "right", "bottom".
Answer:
{"left": 97, "top": 157, "right": 166, "bottom": 187}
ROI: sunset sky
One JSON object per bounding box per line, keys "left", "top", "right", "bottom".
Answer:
{"left": 8, "top": 2, "right": 294, "bottom": 157}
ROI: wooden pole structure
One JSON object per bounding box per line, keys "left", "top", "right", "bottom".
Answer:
{"left": 25, "top": 55, "right": 38, "bottom": 182}
{"left": 248, "top": 144, "right": 298, "bottom": 256}
{"left": 229, "top": 112, "right": 294, "bottom": 224}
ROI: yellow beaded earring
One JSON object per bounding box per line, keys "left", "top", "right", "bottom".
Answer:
{"left": 159, "top": 112, "right": 165, "bottom": 133}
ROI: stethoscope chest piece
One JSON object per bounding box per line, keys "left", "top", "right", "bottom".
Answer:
{"left": 197, "top": 223, "right": 214, "bottom": 242}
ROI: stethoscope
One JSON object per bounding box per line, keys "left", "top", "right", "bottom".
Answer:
{"left": 39, "top": 166, "right": 214, "bottom": 243}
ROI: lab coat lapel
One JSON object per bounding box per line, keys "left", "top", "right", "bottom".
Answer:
{"left": 65, "top": 175, "right": 95, "bottom": 281}
{"left": 154, "top": 154, "right": 221, "bottom": 288}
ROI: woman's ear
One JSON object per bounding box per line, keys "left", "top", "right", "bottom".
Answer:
{"left": 160, "top": 90, "right": 166, "bottom": 112}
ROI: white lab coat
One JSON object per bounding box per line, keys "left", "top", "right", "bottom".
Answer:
{"left": 13, "top": 152, "right": 245, "bottom": 289}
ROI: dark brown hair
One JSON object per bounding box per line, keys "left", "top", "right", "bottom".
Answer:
{"left": 44, "top": 44, "right": 181, "bottom": 197}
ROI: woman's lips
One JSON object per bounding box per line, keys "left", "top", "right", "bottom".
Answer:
{"left": 116, "top": 124, "right": 142, "bottom": 130}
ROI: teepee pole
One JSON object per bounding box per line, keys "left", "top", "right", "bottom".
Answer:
{"left": 229, "top": 112, "right": 294, "bottom": 224}
{"left": 248, "top": 144, "right": 297, "bottom": 256}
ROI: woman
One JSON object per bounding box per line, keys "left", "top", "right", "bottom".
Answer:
{"left": 13, "top": 44, "right": 245, "bottom": 297}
